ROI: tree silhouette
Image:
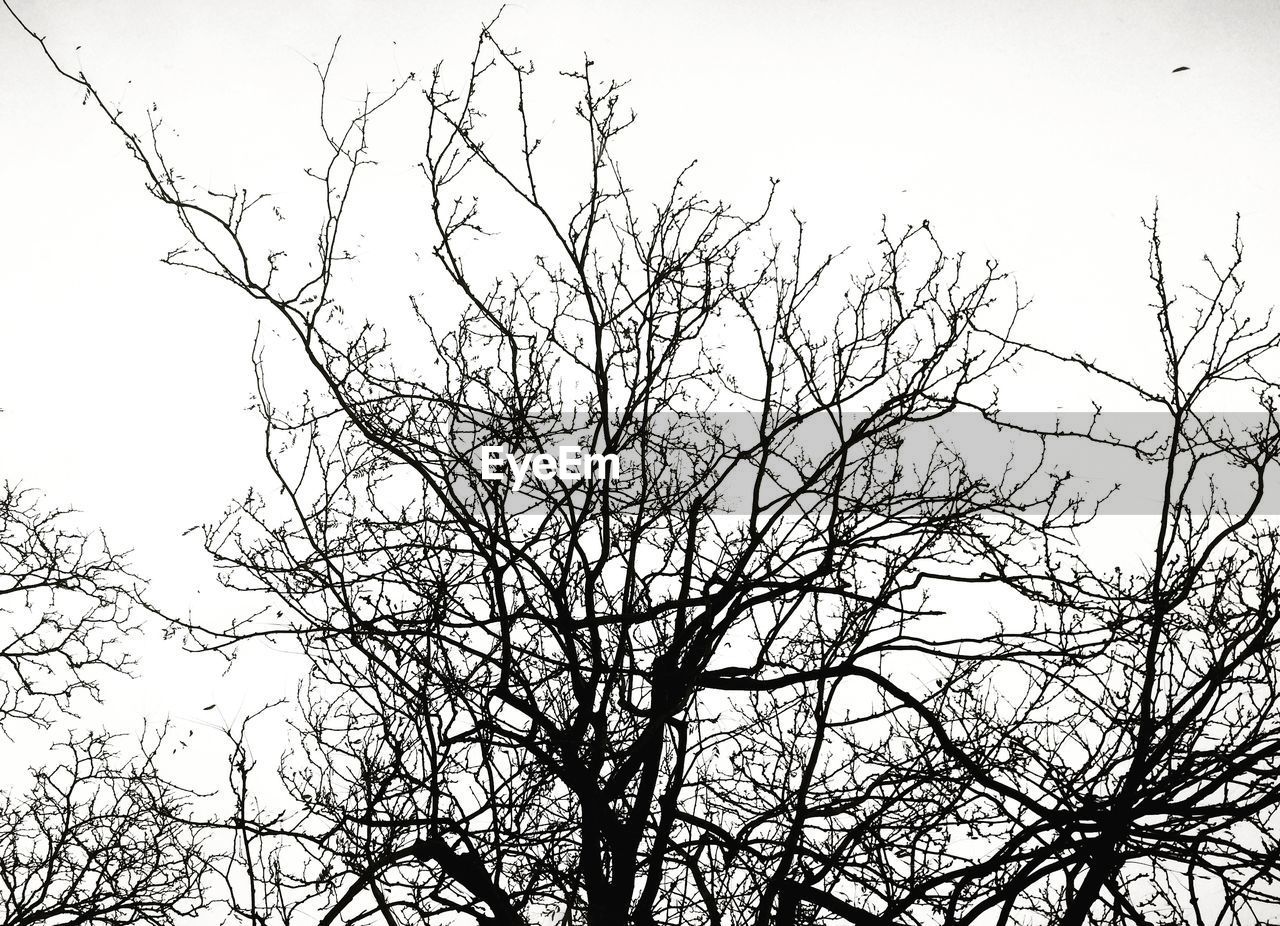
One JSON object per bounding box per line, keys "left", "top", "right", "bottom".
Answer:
{"left": 0, "top": 483, "right": 207, "bottom": 926}
{"left": 7, "top": 6, "right": 1280, "bottom": 925}
{"left": 0, "top": 730, "right": 206, "bottom": 926}
{"left": 0, "top": 483, "right": 140, "bottom": 727}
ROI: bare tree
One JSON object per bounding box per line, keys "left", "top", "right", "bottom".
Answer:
{"left": 0, "top": 483, "right": 141, "bottom": 727}
{"left": 0, "top": 481, "right": 210, "bottom": 926}
{"left": 0, "top": 730, "right": 206, "bottom": 926}
{"left": 884, "top": 215, "right": 1280, "bottom": 925}
{"left": 9, "top": 7, "right": 1280, "bottom": 926}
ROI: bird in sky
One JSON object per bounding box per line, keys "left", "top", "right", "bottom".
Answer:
{"left": 1172, "top": 66, "right": 1190, "bottom": 73}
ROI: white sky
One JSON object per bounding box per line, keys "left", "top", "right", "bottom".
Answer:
{"left": 1, "top": 0, "right": 1279, "bottom": 771}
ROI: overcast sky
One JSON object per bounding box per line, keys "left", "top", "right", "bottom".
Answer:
{"left": 2, "top": 0, "right": 1279, "bottom": 760}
